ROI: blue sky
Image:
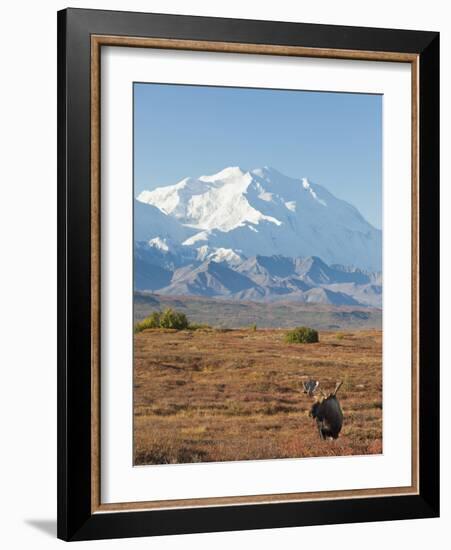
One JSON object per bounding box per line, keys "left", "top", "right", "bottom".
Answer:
{"left": 134, "top": 83, "right": 382, "bottom": 229}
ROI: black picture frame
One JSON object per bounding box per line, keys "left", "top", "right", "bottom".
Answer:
{"left": 57, "top": 7, "right": 439, "bottom": 541}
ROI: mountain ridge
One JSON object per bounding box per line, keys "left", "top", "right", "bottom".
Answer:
{"left": 134, "top": 166, "right": 382, "bottom": 306}
{"left": 134, "top": 243, "right": 382, "bottom": 307}
{"left": 136, "top": 166, "right": 381, "bottom": 272}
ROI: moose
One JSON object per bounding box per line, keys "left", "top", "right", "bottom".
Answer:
{"left": 303, "top": 380, "right": 344, "bottom": 440}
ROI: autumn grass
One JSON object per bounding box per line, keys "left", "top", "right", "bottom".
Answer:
{"left": 134, "top": 328, "right": 382, "bottom": 465}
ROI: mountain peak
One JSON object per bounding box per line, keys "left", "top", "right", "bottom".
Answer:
{"left": 199, "top": 166, "right": 247, "bottom": 182}
{"left": 136, "top": 166, "right": 381, "bottom": 270}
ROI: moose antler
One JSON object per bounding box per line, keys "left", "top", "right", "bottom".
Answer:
{"left": 306, "top": 381, "right": 342, "bottom": 400}
{"left": 303, "top": 379, "right": 319, "bottom": 397}
{"left": 316, "top": 383, "right": 327, "bottom": 399}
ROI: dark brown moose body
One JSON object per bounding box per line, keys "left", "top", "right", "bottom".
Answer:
{"left": 310, "top": 391, "right": 344, "bottom": 440}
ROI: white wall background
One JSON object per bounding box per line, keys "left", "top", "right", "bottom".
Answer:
{"left": 0, "top": 1, "right": 448, "bottom": 548}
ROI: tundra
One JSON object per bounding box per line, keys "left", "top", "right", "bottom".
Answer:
{"left": 309, "top": 382, "right": 344, "bottom": 440}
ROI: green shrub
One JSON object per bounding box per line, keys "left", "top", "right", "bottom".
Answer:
{"left": 250, "top": 323, "right": 257, "bottom": 331}
{"left": 159, "top": 308, "right": 189, "bottom": 330}
{"left": 336, "top": 332, "right": 345, "bottom": 340}
{"left": 134, "top": 308, "right": 189, "bottom": 332}
{"left": 134, "top": 311, "right": 161, "bottom": 333}
{"left": 284, "top": 326, "right": 319, "bottom": 344}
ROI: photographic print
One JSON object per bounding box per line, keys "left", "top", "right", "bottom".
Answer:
{"left": 58, "top": 12, "right": 439, "bottom": 539}
{"left": 133, "top": 83, "right": 383, "bottom": 466}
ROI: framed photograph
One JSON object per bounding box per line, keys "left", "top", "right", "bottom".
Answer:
{"left": 57, "top": 8, "right": 439, "bottom": 541}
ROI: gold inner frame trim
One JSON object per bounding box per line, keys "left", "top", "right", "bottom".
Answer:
{"left": 90, "top": 34, "right": 420, "bottom": 514}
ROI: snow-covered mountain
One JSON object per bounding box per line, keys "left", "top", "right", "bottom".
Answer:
{"left": 134, "top": 199, "right": 195, "bottom": 244}
{"left": 134, "top": 167, "right": 382, "bottom": 306}
{"left": 136, "top": 166, "right": 381, "bottom": 271}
